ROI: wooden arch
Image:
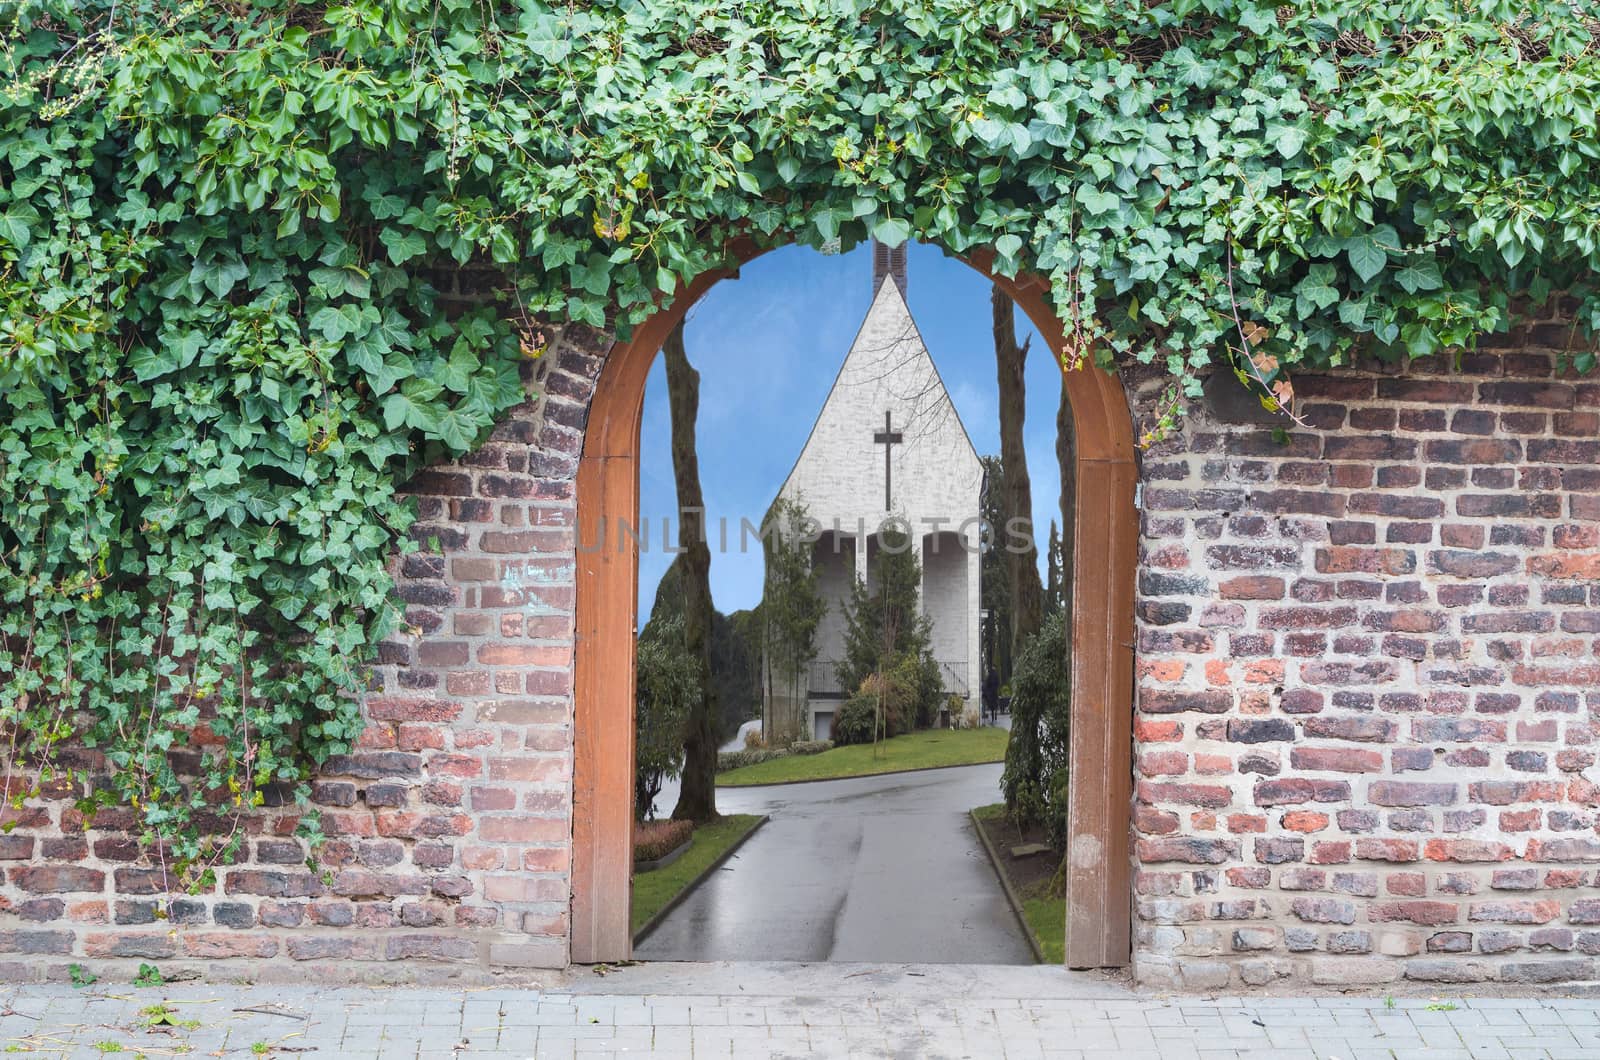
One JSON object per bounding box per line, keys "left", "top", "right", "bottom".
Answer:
{"left": 571, "top": 241, "right": 1138, "bottom": 968}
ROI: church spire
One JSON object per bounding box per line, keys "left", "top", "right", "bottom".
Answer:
{"left": 871, "top": 239, "right": 907, "bottom": 296}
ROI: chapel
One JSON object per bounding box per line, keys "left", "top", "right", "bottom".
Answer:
{"left": 763, "top": 242, "right": 985, "bottom": 742}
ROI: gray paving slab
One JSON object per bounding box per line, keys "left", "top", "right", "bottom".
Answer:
{"left": 0, "top": 966, "right": 1592, "bottom": 1057}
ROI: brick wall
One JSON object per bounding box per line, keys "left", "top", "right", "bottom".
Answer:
{"left": 1130, "top": 338, "right": 1600, "bottom": 990}
{"left": 0, "top": 307, "right": 609, "bottom": 982}
{"left": 5, "top": 287, "right": 1597, "bottom": 988}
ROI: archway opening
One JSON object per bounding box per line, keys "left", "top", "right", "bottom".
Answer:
{"left": 572, "top": 238, "right": 1138, "bottom": 968}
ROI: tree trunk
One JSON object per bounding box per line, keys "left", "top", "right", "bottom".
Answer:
{"left": 1056, "top": 373, "right": 1077, "bottom": 634}
{"left": 992, "top": 286, "right": 1044, "bottom": 663}
{"left": 664, "top": 323, "right": 719, "bottom": 823}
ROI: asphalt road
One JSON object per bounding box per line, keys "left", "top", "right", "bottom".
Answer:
{"left": 634, "top": 761, "right": 1035, "bottom": 964}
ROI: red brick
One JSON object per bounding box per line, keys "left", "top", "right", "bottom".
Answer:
{"left": 1314, "top": 548, "right": 1416, "bottom": 575}
{"left": 9, "top": 867, "right": 104, "bottom": 894}
{"left": 1528, "top": 554, "right": 1600, "bottom": 580}
{"left": 521, "top": 847, "right": 570, "bottom": 873}
{"left": 1368, "top": 781, "right": 1456, "bottom": 807}
{"left": 1355, "top": 839, "right": 1419, "bottom": 863}
{"left": 1290, "top": 747, "right": 1385, "bottom": 773}
{"left": 1138, "top": 751, "right": 1189, "bottom": 776}
{"left": 1136, "top": 837, "right": 1239, "bottom": 864}
{"left": 83, "top": 933, "right": 178, "bottom": 959}
{"left": 183, "top": 934, "right": 279, "bottom": 959}
{"left": 1254, "top": 778, "right": 1351, "bottom": 805}
{"left": 486, "top": 757, "right": 565, "bottom": 783}
{"left": 1385, "top": 872, "right": 1427, "bottom": 896}
{"left": 1134, "top": 806, "right": 1180, "bottom": 835}
{"left": 1310, "top": 841, "right": 1352, "bottom": 864}
{"left": 1424, "top": 839, "right": 1514, "bottom": 863}
{"left": 1219, "top": 576, "right": 1286, "bottom": 600}
{"left": 483, "top": 875, "right": 569, "bottom": 903}
{"left": 1469, "top": 900, "right": 1561, "bottom": 924}
{"left": 1140, "top": 781, "right": 1233, "bottom": 809}
{"left": 478, "top": 816, "right": 568, "bottom": 843}
{"left": 477, "top": 643, "right": 570, "bottom": 666}
{"left": 1370, "top": 901, "right": 1460, "bottom": 926}
{"left": 1134, "top": 720, "right": 1183, "bottom": 742}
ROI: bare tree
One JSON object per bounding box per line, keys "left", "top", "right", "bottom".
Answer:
{"left": 992, "top": 286, "right": 1044, "bottom": 662}
{"left": 664, "top": 322, "right": 719, "bottom": 824}
{"left": 1056, "top": 374, "right": 1076, "bottom": 634}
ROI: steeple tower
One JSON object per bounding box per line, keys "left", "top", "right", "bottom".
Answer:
{"left": 871, "top": 239, "right": 907, "bottom": 296}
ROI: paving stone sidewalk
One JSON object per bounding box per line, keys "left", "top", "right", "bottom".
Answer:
{"left": 0, "top": 961, "right": 1593, "bottom": 1059}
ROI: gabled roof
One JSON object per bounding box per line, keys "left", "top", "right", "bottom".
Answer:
{"left": 774, "top": 274, "right": 981, "bottom": 504}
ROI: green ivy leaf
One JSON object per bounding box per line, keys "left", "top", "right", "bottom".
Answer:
{"left": 382, "top": 377, "right": 444, "bottom": 432}
{"left": 521, "top": 12, "right": 573, "bottom": 63}
{"left": 434, "top": 341, "right": 479, "bottom": 394}
{"left": 993, "top": 233, "right": 1023, "bottom": 271}
{"left": 433, "top": 406, "right": 480, "bottom": 451}
{"left": 1266, "top": 122, "right": 1307, "bottom": 160}
{"left": 380, "top": 228, "right": 427, "bottom": 264}
{"left": 1345, "top": 225, "right": 1396, "bottom": 284}
{"left": 0, "top": 204, "right": 41, "bottom": 249}
{"left": 1294, "top": 265, "right": 1340, "bottom": 315}
{"left": 870, "top": 216, "right": 912, "bottom": 247}
{"left": 1394, "top": 259, "right": 1442, "bottom": 294}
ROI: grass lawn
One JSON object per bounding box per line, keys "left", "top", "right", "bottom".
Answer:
{"left": 717, "top": 726, "right": 1010, "bottom": 786}
{"left": 973, "top": 803, "right": 1065, "bottom": 965}
{"left": 631, "top": 813, "right": 764, "bottom": 937}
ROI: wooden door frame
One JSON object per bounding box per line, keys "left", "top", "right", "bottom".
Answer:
{"left": 571, "top": 241, "right": 1138, "bottom": 967}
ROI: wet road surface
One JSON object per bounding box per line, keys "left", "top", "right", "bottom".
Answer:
{"left": 634, "top": 762, "right": 1035, "bottom": 964}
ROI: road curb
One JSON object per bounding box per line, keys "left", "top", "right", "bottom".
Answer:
{"left": 632, "top": 836, "right": 692, "bottom": 874}
{"left": 717, "top": 756, "right": 1006, "bottom": 789}
{"left": 632, "top": 815, "right": 768, "bottom": 946}
{"left": 970, "top": 808, "right": 1046, "bottom": 965}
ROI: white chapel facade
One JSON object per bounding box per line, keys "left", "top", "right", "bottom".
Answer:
{"left": 765, "top": 243, "right": 985, "bottom": 742}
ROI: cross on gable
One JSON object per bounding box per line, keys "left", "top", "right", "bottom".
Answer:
{"left": 873, "top": 409, "right": 903, "bottom": 510}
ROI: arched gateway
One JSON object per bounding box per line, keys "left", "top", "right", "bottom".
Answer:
{"left": 570, "top": 241, "right": 1139, "bottom": 967}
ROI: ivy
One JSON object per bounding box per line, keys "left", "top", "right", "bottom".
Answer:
{"left": 3, "top": 0, "right": 1598, "bottom": 876}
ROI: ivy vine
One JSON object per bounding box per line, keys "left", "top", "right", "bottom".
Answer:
{"left": 3, "top": 0, "right": 1597, "bottom": 880}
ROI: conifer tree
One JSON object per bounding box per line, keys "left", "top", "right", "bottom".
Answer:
{"left": 760, "top": 497, "right": 826, "bottom": 745}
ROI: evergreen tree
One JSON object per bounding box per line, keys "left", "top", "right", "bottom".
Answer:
{"left": 833, "top": 525, "right": 944, "bottom": 745}
{"left": 643, "top": 559, "right": 760, "bottom": 743}
{"left": 1001, "top": 609, "right": 1072, "bottom": 848}
{"left": 633, "top": 618, "right": 697, "bottom": 821}
{"left": 1044, "top": 520, "right": 1063, "bottom": 617}
{"left": 835, "top": 526, "right": 931, "bottom": 697}
{"left": 980, "top": 455, "right": 1014, "bottom": 686}
{"left": 759, "top": 497, "right": 826, "bottom": 746}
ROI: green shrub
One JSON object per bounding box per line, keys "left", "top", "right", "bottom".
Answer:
{"left": 634, "top": 618, "right": 697, "bottom": 820}
{"left": 900, "top": 650, "right": 945, "bottom": 730}
{"left": 716, "top": 747, "right": 788, "bottom": 772}
{"left": 715, "top": 738, "right": 832, "bottom": 772}
{"left": 831, "top": 694, "right": 878, "bottom": 747}
{"left": 1001, "top": 610, "right": 1072, "bottom": 849}
{"left": 832, "top": 656, "right": 937, "bottom": 746}
{"left": 863, "top": 670, "right": 918, "bottom": 738}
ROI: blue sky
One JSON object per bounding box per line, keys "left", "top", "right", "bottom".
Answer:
{"left": 637, "top": 242, "right": 1065, "bottom": 616}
